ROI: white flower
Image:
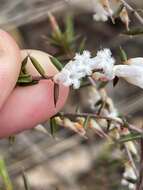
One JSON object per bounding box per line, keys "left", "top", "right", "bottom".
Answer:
{"left": 121, "top": 179, "right": 136, "bottom": 190}
{"left": 92, "top": 48, "right": 115, "bottom": 80}
{"left": 93, "top": 0, "right": 113, "bottom": 22}
{"left": 114, "top": 58, "right": 143, "bottom": 89}
{"left": 123, "top": 167, "right": 136, "bottom": 179}
{"left": 54, "top": 49, "right": 115, "bottom": 89}
{"left": 121, "top": 164, "right": 137, "bottom": 190}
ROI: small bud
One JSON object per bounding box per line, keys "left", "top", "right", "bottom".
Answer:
{"left": 55, "top": 117, "right": 86, "bottom": 137}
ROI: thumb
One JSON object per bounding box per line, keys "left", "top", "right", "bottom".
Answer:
{"left": 0, "top": 50, "right": 69, "bottom": 138}
{"left": 0, "top": 29, "right": 21, "bottom": 109}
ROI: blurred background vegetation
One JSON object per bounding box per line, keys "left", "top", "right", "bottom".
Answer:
{"left": 0, "top": 0, "right": 143, "bottom": 189}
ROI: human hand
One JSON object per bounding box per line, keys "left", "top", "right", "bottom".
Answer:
{"left": 0, "top": 29, "right": 69, "bottom": 138}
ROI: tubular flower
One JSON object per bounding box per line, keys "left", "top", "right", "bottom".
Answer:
{"left": 121, "top": 163, "right": 137, "bottom": 190}
{"left": 114, "top": 58, "right": 143, "bottom": 89}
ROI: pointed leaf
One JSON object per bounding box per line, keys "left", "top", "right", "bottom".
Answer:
{"left": 50, "top": 56, "right": 63, "bottom": 71}
{"left": 50, "top": 117, "right": 59, "bottom": 136}
{"left": 118, "top": 133, "right": 143, "bottom": 143}
{"left": 78, "top": 38, "right": 86, "bottom": 54}
{"left": 48, "top": 13, "right": 62, "bottom": 39}
{"left": 21, "top": 56, "right": 29, "bottom": 74}
{"left": 113, "top": 76, "right": 119, "bottom": 87}
{"left": 0, "top": 158, "right": 13, "bottom": 190}
{"left": 29, "top": 56, "right": 46, "bottom": 78}
{"left": 65, "top": 15, "right": 74, "bottom": 43}
{"left": 17, "top": 74, "right": 33, "bottom": 85}
{"left": 123, "top": 27, "right": 143, "bottom": 35}
{"left": 119, "top": 46, "right": 128, "bottom": 62}
{"left": 22, "top": 171, "right": 31, "bottom": 190}
{"left": 53, "top": 83, "right": 60, "bottom": 107}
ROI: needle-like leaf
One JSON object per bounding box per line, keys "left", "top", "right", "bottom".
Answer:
{"left": 53, "top": 83, "right": 60, "bottom": 107}
{"left": 22, "top": 171, "right": 31, "bottom": 190}
{"left": 50, "top": 56, "right": 63, "bottom": 71}
{"left": 29, "top": 56, "right": 46, "bottom": 78}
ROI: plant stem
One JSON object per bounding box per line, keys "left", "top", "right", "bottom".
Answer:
{"left": 125, "top": 144, "right": 138, "bottom": 177}
{"left": 58, "top": 112, "right": 143, "bottom": 133}
{"left": 32, "top": 75, "right": 53, "bottom": 81}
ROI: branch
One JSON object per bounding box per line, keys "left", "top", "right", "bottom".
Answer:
{"left": 125, "top": 144, "right": 138, "bottom": 177}
{"left": 58, "top": 112, "right": 143, "bottom": 133}
{"left": 136, "top": 139, "right": 143, "bottom": 190}
{"left": 120, "top": 0, "right": 143, "bottom": 25}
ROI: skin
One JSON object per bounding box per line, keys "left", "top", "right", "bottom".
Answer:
{"left": 0, "top": 30, "right": 69, "bottom": 138}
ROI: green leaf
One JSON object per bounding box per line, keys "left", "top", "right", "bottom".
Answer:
{"left": 17, "top": 72, "right": 38, "bottom": 86}
{"left": 50, "top": 117, "right": 59, "bottom": 136}
{"left": 48, "top": 13, "right": 62, "bottom": 39}
{"left": 119, "top": 46, "right": 128, "bottom": 62}
{"left": 78, "top": 38, "right": 86, "bottom": 54}
{"left": 17, "top": 80, "right": 38, "bottom": 87}
{"left": 50, "top": 56, "right": 63, "bottom": 71}
{"left": 21, "top": 55, "right": 28, "bottom": 74}
{"left": 65, "top": 15, "right": 74, "bottom": 43}
{"left": 83, "top": 115, "right": 90, "bottom": 129}
{"left": 124, "top": 177, "right": 137, "bottom": 184}
{"left": 113, "top": 76, "right": 119, "bottom": 87}
{"left": 29, "top": 56, "right": 46, "bottom": 78}
{"left": 22, "top": 171, "right": 31, "bottom": 190}
{"left": 17, "top": 74, "right": 32, "bottom": 82}
{"left": 0, "top": 158, "right": 13, "bottom": 190}
{"left": 123, "top": 28, "right": 143, "bottom": 35}
{"left": 118, "top": 133, "right": 143, "bottom": 143}
{"left": 53, "top": 83, "right": 60, "bottom": 107}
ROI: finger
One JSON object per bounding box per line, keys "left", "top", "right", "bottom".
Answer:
{"left": 0, "top": 50, "right": 69, "bottom": 138}
{"left": 0, "top": 29, "right": 21, "bottom": 109}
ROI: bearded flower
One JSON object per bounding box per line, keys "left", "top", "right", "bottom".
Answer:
{"left": 92, "top": 48, "right": 115, "bottom": 80}
{"left": 54, "top": 49, "right": 115, "bottom": 89}
{"left": 114, "top": 58, "right": 143, "bottom": 89}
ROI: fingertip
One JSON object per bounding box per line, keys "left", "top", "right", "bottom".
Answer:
{"left": 0, "top": 80, "right": 69, "bottom": 137}
{"left": 0, "top": 29, "right": 21, "bottom": 109}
